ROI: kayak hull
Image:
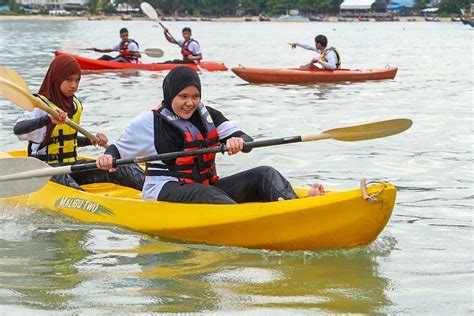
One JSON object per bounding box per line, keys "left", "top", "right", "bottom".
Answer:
{"left": 231, "top": 66, "right": 398, "bottom": 84}
{"left": 55, "top": 51, "right": 228, "bottom": 72}
{"left": 2, "top": 151, "right": 396, "bottom": 251}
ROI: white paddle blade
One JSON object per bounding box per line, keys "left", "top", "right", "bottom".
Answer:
{"left": 144, "top": 48, "right": 164, "bottom": 58}
{"left": 0, "top": 78, "right": 36, "bottom": 112}
{"left": 140, "top": 2, "right": 159, "bottom": 21}
{"left": 0, "top": 67, "right": 30, "bottom": 91}
{"left": 0, "top": 157, "right": 52, "bottom": 198}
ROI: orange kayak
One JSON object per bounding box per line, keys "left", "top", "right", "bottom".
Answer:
{"left": 55, "top": 51, "right": 228, "bottom": 72}
{"left": 232, "top": 66, "right": 398, "bottom": 84}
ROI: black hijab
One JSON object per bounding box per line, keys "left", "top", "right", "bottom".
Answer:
{"left": 161, "top": 66, "right": 207, "bottom": 134}
{"left": 162, "top": 66, "right": 201, "bottom": 110}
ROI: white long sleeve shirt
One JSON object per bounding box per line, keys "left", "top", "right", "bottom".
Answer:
{"left": 294, "top": 43, "right": 339, "bottom": 70}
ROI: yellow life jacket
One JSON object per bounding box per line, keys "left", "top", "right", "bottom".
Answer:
{"left": 34, "top": 94, "right": 83, "bottom": 165}
{"left": 321, "top": 47, "right": 341, "bottom": 69}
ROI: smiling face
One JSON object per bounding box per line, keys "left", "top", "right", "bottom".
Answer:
{"left": 171, "top": 85, "right": 201, "bottom": 119}
{"left": 60, "top": 74, "right": 81, "bottom": 97}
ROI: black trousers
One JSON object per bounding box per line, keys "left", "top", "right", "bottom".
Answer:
{"left": 97, "top": 55, "right": 131, "bottom": 63}
{"left": 160, "top": 59, "right": 195, "bottom": 64}
{"left": 51, "top": 159, "right": 144, "bottom": 191}
{"left": 158, "top": 166, "right": 298, "bottom": 204}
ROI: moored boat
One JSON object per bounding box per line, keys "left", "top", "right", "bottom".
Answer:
{"left": 1, "top": 150, "right": 396, "bottom": 251}
{"left": 232, "top": 66, "right": 398, "bottom": 84}
{"left": 54, "top": 51, "right": 228, "bottom": 72}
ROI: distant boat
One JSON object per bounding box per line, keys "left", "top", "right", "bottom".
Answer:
{"left": 451, "top": 16, "right": 461, "bottom": 22}
{"left": 424, "top": 16, "right": 440, "bottom": 22}
{"left": 358, "top": 16, "right": 370, "bottom": 21}
{"left": 460, "top": 8, "right": 474, "bottom": 27}
{"left": 309, "top": 15, "right": 329, "bottom": 22}
{"left": 259, "top": 14, "right": 271, "bottom": 21}
{"left": 175, "top": 17, "right": 197, "bottom": 21}
{"left": 406, "top": 17, "right": 417, "bottom": 22}
{"left": 276, "top": 14, "right": 307, "bottom": 22}
{"left": 338, "top": 17, "right": 354, "bottom": 22}
{"left": 375, "top": 15, "right": 399, "bottom": 22}
{"left": 201, "top": 17, "right": 213, "bottom": 21}
{"left": 244, "top": 16, "right": 253, "bottom": 21}
{"left": 121, "top": 14, "right": 132, "bottom": 21}
{"left": 460, "top": 17, "right": 474, "bottom": 26}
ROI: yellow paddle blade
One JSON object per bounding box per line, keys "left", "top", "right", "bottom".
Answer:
{"left": 322, "top": 119, "right": 413, "bottom": 141}
{"left": 0, "top": 77, "right": 37, "bottom": 112}
{"left": 0, "top": 66, "right": 30, "bottom": 91}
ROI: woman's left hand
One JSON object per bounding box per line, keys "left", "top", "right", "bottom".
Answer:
{"left": 94, "top": 133, "right": 108, "bottom": 147}
{"left": 226, "top": 137, "right": 244, "bottom": 155}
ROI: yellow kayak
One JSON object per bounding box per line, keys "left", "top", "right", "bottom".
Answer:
{"left": 2, "top": 150, "right": 396, "bottom": 251}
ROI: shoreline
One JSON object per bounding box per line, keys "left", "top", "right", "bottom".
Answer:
{"left": 0, "top": 15, "right": 457, "bottom": 22}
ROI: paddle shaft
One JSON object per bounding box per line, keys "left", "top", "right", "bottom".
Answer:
{"left": 72, "top": 135, "right": 312, "bottom": 172}
{"left": 38, "top": 103, "right": 100, "bottom": 144}
{"left": 86, "top": 48, "right": 163, "bottom": 58}
{"left": 0, "top": 136, "right": 304, "bottom": 182}
{"left": 0, "top": 118, "right": 412, "bottom": 187}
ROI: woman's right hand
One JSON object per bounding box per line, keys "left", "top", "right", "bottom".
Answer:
{"left": 96, "top": 154, "right": 117, "bottom": 172}
{"left": 49, "top": 110, "right": 67, "bottom": 125}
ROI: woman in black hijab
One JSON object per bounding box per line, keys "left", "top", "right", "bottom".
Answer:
{"left": 99, "top": 67, "right": 324, "bottom": 203}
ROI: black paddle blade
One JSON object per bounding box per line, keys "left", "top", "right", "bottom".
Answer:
{"left": 0, "top": 157, "right": 52, "bottom": 198}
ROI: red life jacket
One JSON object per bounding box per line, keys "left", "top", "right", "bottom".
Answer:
{"left": 146, "top": 105, "right": 219, "bottom": 185}
{"left": 119, "top": 39, "right": 139, "bottom": 62}
{"left": 181, "top": 39, "right": 200, "bottom": 60}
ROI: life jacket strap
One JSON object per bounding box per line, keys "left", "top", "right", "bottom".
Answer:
{"left": 31, "top": 150, "right": 77, "bottom": 163}
{"left": 184, "top": 137, "right": 219, "bottom": 149}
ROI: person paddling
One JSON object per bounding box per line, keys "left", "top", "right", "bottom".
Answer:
{"left": 93, "top": 28, "right": 141, "bottom": 63}
{"left": 13, "top": 55, "right": 144, "bottom": 190}
{"left": 162, "top": 27, "right": 202, "bottom": 64}
{"left": 96, "top": 67, "right": 324, "bottom": 204}
{"left": 289, "top": 35, "right": 341, "bottom": 70}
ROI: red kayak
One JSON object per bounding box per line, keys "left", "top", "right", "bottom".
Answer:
{"left": 232, "top": 66, "right": 398, "bottom": 84}
{"left": 55, "top": 51, "right": 228, "bottom": 72}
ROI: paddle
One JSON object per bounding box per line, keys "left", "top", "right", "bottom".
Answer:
{"left": 0, "top": 118, "right": 412, "bottom": 198}
{"left": 62, "top": 43, "right": 164, "bottom": 58}
{"left": 140, "top": 2, "right": 199, "bottom": 66}
{"left": 86, "top": 47, "right": 164, "bottom": 58}
{"left": 0, "top": 67, "right": 101, "bottom": 145}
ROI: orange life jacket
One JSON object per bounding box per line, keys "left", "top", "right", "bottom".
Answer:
{"left": 119, "top": 39, "right": 139, "bottom": 62}
{"left": 181, "top": 39, "right": 200, "bottom": 60}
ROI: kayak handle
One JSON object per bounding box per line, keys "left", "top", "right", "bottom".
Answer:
{"left": 360, "top": 178, "right": 387, "bottom": 203}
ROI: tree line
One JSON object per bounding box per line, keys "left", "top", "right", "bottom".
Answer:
{"left": 0, "top": 0, "right": 470, "bottom": 16}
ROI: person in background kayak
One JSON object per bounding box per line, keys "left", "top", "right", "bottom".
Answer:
{"left": 289, "top": 34, "right": 341, "bottom": 70}
{"left": 96, "top": 66, "right": 324, "bottom": 204}
{"left": 93, "top": 28, "right": 141, "bottom": 63}
{"left": 13, "top": 54, "right": 144, "bottom": 191}
{"left": 161, "top": 27, "right": 202, "bottom": 64}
